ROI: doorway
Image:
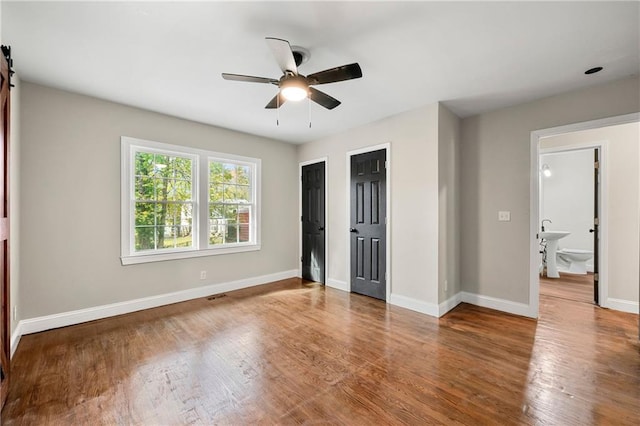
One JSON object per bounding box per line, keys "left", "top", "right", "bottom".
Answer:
{"left": 530, "top": 113, "right": 640, "bottom": 318}
{"left": 538, "top": 146, "right": 601, "bottom": 305}
{"left": 300, "top": 160, "right": 326, "bottom": 283}
{"left": 349, "top": 148, "right": 387, "bottom": 300}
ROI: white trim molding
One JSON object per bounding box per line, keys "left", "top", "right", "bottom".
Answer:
{"left": 606, "top": 298, "right": 639, "bottom": 314}
{"left": 438, "top": 293, "right": 462, "bottom": 317}
{"left": 461, "top": 292, "right": 534, "bottom": 318}
{"left": 18, "top": 269, "right": 298, "bottom": 336}
{"left": 390, "top": 294, "right": 439, "bottom": 317}
{"left": 10, "top": 321, "right": 22, "bottom": 358}
{"left": 326, "top": 278, "right": 349, "bottom": 292}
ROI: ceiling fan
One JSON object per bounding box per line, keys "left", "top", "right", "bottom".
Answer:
{"left": 222, "top": 37, "right": 362, "bottom": 110}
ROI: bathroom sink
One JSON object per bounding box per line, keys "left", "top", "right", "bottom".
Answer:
{"left": 540, "top": 231, "right": 570, "bottom": 241}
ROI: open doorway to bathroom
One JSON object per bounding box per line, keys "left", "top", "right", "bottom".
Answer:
{"left": 530, "top": 114, "right": 640, "bottom": 318}
{"left": 538, "top": 146, "right": 600, "bottom": 305}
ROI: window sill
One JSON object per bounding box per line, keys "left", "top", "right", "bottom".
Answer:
{"left": 121, "top": 244, "right": 261, "bottom": 265}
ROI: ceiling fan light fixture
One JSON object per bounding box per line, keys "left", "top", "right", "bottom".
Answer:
{"left": 280, "top": 77, "right": 308, "bottom": 102}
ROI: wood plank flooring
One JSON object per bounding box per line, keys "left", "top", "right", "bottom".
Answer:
{"left": 2, "top": 278, "right": 639, "bottom": 425}
{"left": 540, "top": 272, "right": 594, "bottom": 304}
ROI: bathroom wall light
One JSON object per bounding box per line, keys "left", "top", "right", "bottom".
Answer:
{"left": 541, "top": 164, "right": 552, "bottom": 177}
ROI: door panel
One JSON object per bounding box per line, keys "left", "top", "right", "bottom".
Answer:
{"left": 350, "top": 149, "right": 386, "bottom": 300}
{"left": 301, "top": 162, "right": 325, "bottom": 283}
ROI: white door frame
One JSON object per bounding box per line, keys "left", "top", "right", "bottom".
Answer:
{"left": 346, "top": 143, "right": 391, "bottom": 303}
{"left": 529, "top": 112, "right": 640, "bottom": 317}
{"left": 299, "top": 157, "right": 329, "bottom": 282}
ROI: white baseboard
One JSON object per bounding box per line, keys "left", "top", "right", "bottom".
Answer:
{"left": 10, "top": 321, "right": 22, "bottom": 359}
{"left": 606, "top": 298, "right": 639, "bottom": 314}
{"left": 19, "top": 269, "right": 299, "bottom": 337}
{"left": 389, "top": 293, "right": 439, "bottom": 317}
{"left": 326, "top": 278, "right": 349, "bottom": 292}
{"left": 461, "top": 291, "right": 535, "bottom": 318}
{"left": 439, "top": 293, "right": 462, "bottom": 317}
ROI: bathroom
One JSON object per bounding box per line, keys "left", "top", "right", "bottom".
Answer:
{"left": 538, "top": 122, "right": 639, "bottom": 309}
{"left": 540, "top": 148, "right": 595, "bottom": 277}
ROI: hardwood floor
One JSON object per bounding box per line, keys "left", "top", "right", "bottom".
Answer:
{"left": 2, "top": 278, "right": 639, "bottom": 425}
{"left": 540, "top": 272, "right": 594, "bottom": 304}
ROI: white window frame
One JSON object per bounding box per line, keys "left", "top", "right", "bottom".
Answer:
{"left": 121, "top": 136, "right": 261, "bottom": 265}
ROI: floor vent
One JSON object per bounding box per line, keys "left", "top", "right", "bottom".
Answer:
{"left": 207, "top": 294, "right": 227, "bottom": 301}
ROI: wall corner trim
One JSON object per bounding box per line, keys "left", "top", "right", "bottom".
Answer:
{"left": 10, "top": 321, "right": 23, "bottom": 359}
{"left": 326, "top": 278, "right": 349, "bottom": 292}
{"left": 606, "top": 298, "right": 639, "bottom": 314}
{"left": 438, "top": 293, "right": 462, "bottom": 317}
{"left": 18, "top": 269, "right": 299, "bottom": 337}
{"left": 389, "top": 293, "right": 439, "bottom": 317}
{"left": 460, "top": 291, "right": 536, "bottom": 318}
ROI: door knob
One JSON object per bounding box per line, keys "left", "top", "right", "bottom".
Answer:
{"left": 349, "top": 228, "right": 358, "bottom": 233}
{"left": 318, "top": 226, "right": 324, "bottom": 231}
{"left": 589, "top": 229, "right": 595, "bottom": 233}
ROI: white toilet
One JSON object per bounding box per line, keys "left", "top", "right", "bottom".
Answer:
{"left": 556, "top": 249, "right": 593, "bottom": 274}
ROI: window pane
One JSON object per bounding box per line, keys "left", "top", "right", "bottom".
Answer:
{"left": 236, "top": 166, "right": 251, "bottom": 185}
{"left": 209, "top": 204, "right": 224, "bottom": 220}
{"left": 236, "top": 185, "right": 250, "bottom": 202}
{"left": 238, "top": 224, "right": 250, "bottom": 243}
{"left": 173, "top": 157, "right": 192, "bottom": 179}
{"left": 210, "top": 161, "right": 225, "bottom": 184}
{"left": 135, "top": 176, "right": 154, "bottom": 201}
{"left": 224, "top": 184, "right": 237, "bottom": 202}
{"left": 135, "top": 152, "right": 154, "bottom": 176}
{"left": 152, "top": 154, "right": 170, "bottom": 177}
{"left": 135, "top": 202, "right": 157, "bottom": 226}
{"left": 135, "top": 226, "right": 156, "bottom": 251}
{"left": 168, "top": 179, "right": 192, "bottom": 202}
{"left": 209, "top": 229, "right": 224, "bottom": 245}
{"left": 224, "top": 205, "right": 238, "bottom": 224}
{"left": 209, "top": 184, "right": 224, "bottom": 203}
{"left": 226, "top": 224, "right": 238, "bottom": 244}
{"left": 238, "top": 206, "right": 250, "bottom": 224}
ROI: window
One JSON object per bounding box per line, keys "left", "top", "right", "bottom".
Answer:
{"left": 121, "top": 137, "right": 260, "bottom": 265}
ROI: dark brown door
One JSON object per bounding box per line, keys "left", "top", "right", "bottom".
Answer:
{"left": 301, "top": 162, "right": 325, "bottom": 283}
{"left": 591, "top": 148, "right": 600, "bottom": 305}
{"left": 0, "top": 46, "right": 11, "bottom": 409}
{"left": 350, "top": 149, "right": 386, "bottom": 300}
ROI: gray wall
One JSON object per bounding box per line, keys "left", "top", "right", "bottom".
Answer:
{"left": 460, "top": 76, "right": 640, "bottom": 305}
{"left": 438, "top": 104, "right": 461, "bottom": 303}
{"left": 20, "top": 82, "right": 298, "bottom": 319}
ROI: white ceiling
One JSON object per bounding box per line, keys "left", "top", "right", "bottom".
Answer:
{"left": 3, "top": 1, "right": 639, "bottom": 144}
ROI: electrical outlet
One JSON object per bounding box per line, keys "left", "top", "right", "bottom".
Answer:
{"left": 498, "top": 211, "right": 511, "bottom": 222}
{"left": 200, "top": 271, "right": 207, "bottom": 280}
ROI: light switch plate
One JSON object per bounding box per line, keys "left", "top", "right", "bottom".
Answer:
{"left": 498, "top": 211, "right": 511, "bottom": 221}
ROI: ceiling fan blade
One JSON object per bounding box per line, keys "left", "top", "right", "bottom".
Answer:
{"left": 222, "top": 73, "right": 278, "bottom": 84}
{"left": 307, "top": 63, "right": 362, "bottom": 85}
{"left": 309, "top": 87, "right": 341, "bottom": 110}
{"left": 265, "top": 37, "right": 298, "bottom": 75}
{"left": 265, "top": 92, "right": 287, "bottom": 109}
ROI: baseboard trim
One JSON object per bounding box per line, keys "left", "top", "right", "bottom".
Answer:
{"left": 389, "top": 294, "right": 439, "bottom": 317}
{"left": 606, "top": 298, "right": 639, "bottom": 314}
{"left": 326, "top": 278, "right": 349, "bottom": 292}
{"left": 19, "top": 269, "right": 299, "bottom": 336}
{"left": 10, "top": 321, "right": 22, "bottom": 358}
{"left": 461, "top": 292, "right": 535, "bottom": 318}
{"left": 439, "top": 293, "right": 462, "bottom": 317}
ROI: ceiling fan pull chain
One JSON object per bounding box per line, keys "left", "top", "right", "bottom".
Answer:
{"left": 277, "top": 94, "right": 280, "bottom": 126}
{"left": 308, "top": 95, "right": 312, "bottom": 128}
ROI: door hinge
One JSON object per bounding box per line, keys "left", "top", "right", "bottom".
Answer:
{"left": 594, "top": 273, "right": 599, "bottom": 281}
{"left": 301, "top": 215, "right": 303, "bottom": 222}
{"left": 594, "top": 218, "right": 599, "bottom": 226}
{"left": 300, "top": 256, "right": 303, "bottom": 262}
{"left": 594, "top": 161, "right": 599, "bottom": 169}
